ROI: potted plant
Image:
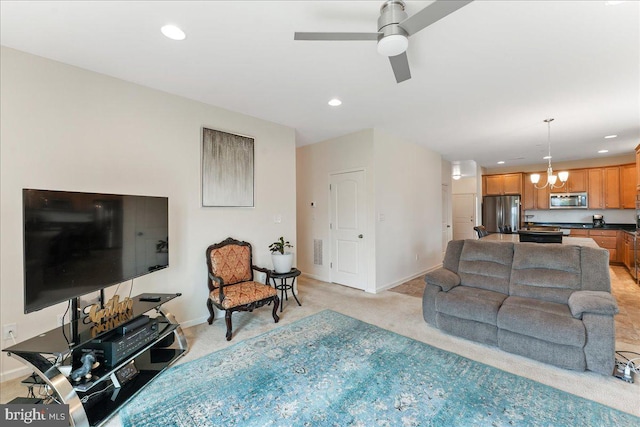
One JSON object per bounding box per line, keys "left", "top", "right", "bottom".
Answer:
{"left": 269, "top": 237, "right": 294, "bottom": 273}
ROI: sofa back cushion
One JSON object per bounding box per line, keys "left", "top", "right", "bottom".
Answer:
{"left": 458, "top": 240, "right": 514, "bottom": 294}
{"left": 443, "top": 240, "right": 465, "bottom": 273}
{"left": 510, "top": 243, "right": 581, "bottom": 304}
{"left": 580, "top": 246, "right": 612, "bottom": 292}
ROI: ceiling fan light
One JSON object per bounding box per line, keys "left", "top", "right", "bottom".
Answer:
{"left": 377, "top": 34, "right": 408, "bottom": 57}
{"left": 530, "top": 174, "right": 541, "bottom": 184}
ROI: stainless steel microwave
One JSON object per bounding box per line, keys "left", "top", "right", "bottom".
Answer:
{"left": 549, "top": 193, "right": 588, "bottom": 209}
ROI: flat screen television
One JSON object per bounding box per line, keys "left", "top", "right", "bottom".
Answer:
{"left": 23, "top": 189, "right": 169, "bottom": 314}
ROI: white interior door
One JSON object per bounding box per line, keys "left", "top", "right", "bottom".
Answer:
{"left": 330, "top": 170, "right": 366, "bottom": 290}
{"left": 452, "top": 193, "right": 476, "bottom": 240}
{"left": 442, "top": 184, "right": 452, "bottom": 258}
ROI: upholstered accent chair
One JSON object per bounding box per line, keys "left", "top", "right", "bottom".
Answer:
{"left": 206, "top": 237, "right": 279, "bottom": 340}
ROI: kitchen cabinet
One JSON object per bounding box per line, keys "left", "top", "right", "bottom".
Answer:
{"left": 588, "top": 167, "right": 620, "bottom": 209}
{"left": 483, "top": 173, "right": 522, "bottom": 195}
{"left": 570, "top": 229, "right": 589, "bottom": 237}
{"left": 550, "top": 169, "right": 587, "bottom": 193}
{"left": 623, "top": 232, "right": 637, "bottom": 279}
{"left": 636, "top": 144, "right": 640, "bottom": 190}
{"left": 620, "top": 163, "right": 636, "bottom": 209}
{"left": 589, "top": 229, "right": 619, "bottom": 263}
{"left": 570, "top": 228, "right": 619, "bottom": 263}
{"left": 523, "top": 173, "right": 549, "bottom": 210}
{"left": 623, "top": 232, "right": 633, "bottom": 271}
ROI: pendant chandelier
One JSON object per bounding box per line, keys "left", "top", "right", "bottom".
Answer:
{"left": 530, "top": 118, "right": 568, "bottom": 189}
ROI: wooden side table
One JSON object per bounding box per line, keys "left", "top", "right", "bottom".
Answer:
{"left": 270, "top": 268, "right": 302, "bottom": 312}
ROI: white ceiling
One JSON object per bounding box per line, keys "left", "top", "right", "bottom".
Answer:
{"left": 1, "top": 1, "right": 638, "bottom": 175}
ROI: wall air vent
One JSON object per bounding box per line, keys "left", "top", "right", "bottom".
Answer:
{"left": 313, "top": 239, "right": 323, "bottom": 265}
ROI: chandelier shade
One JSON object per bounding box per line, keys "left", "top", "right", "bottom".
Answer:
{"left": 531, "top": 118, "right": 568, "bottom": 189}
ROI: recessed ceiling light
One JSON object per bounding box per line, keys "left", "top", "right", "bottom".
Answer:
{"left": 328, "top": 98, "right": 342, "bottom": 107}
{"left": 161, "top": 25, "right": 186, "bottom": 41}
{"left": 598, "top": 149, "right": 609, "bottom": 154}
{"left": 604, "top": 134, "right": 617, "bottom": 139}
{"left": 543, "top": 156, "right": 552, "bottom": 160}
{"left": 497, "top": 161, "right": 505, "bottom": 164}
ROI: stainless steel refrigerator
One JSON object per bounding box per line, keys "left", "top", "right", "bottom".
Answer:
{"left": 482, "top": 195, "right": 521, "bottom": 233}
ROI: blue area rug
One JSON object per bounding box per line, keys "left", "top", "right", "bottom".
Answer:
{"left": 120, "top": 310, "right": 638, "bottom": 426}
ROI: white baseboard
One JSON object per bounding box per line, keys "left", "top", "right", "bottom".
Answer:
{"left": 1, "top": 365, "right": 32, "bottom": 383}
{"left": 376, "top": 263, "right": 442, "bottom": 293}
{"left": 179, "top": 316, "right": 209, "bottom": 329}
{"left": 300, "top": 272, "right": 328, "bottom": 282}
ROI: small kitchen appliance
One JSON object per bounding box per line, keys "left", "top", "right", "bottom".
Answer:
{"left": 593, "top": 214, "right": 605, "bottom": 228}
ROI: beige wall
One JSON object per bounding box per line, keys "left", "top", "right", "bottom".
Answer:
{"left": 296, "top": 129, "right": 376, "bottom": 290}
{"left": 0, "top": 47, "right": 296, "bottom": 380}
{"left": 296, "top": 128, "right": 443, "bottom": 293}
{"left": 373, "top": 130, "right": 443, "bottom": 290}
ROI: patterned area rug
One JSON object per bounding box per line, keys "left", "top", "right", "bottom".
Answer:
{"left": 120, "top": 310, "right": 638, "bottom": 427}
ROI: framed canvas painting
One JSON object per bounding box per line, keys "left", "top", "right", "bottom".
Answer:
{"left": 202, "top": 128, "right": 254, "bottom": 207}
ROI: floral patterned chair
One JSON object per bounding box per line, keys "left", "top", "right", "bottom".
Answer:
{"left": 206, "top": 237, "right": 279, "bottom": 340}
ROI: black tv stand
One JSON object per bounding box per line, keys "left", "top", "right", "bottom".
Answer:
{"left": 3, "top": 293, "right": 188, "bottom": 427}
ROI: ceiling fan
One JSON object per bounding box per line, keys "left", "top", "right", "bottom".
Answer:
{"left": 294, "top": 0, "right": 473, "bottom": 83}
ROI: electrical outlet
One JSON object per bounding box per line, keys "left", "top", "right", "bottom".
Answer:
{"left": 3, "top": 323, "right": 17, "bottom": 340}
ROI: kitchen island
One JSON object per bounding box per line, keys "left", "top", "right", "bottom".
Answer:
{"left": 482, "top": 233, "right": 599, "bottom": 248}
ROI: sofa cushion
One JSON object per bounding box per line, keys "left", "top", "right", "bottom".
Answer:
{"left": 580, "top": 247, "right": 612, "bottom": 292}
{"left": 498, "top": 330, "right": 586, "bottom": 371}
{"left": 510, "top": 243, "right": 581, "bottom": 304}
{"left": 497, "top": 296, "right": 586, "bottom": 347}
{"left": 458, "top": 240, "right": 513, "bottom": 294}
{"left": 436, "top": 286, "right": 508, "bottom": 326}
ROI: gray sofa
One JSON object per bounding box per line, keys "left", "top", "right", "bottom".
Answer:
{"left": 422, "top": 239, "right": 619, "bottom": 375}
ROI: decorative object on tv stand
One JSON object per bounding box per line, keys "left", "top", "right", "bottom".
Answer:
{"left": 530, "top": 118, "right": 569, "bottom": 189}
{"left": 269, "top": 237, "right": 294, "bottom": 273}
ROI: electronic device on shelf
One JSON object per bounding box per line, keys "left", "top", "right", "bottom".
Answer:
{"left": 111, "top": 360, "right": 139, "bottom": 388}
{"left": 76, "top": 317, "right": 160, "bottom": 367}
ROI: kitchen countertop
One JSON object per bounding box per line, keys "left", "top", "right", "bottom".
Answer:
{"left": 483, "top": 233, "right": 599, "bottom": 248}
{"left": 525, "top": 222, "right": 635, "bottom": 231}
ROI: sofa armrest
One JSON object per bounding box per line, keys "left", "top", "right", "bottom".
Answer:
{"left": 568, "top": 291, "right": 619, "bottom": 318}
{"left": 424, "top": 268, "right": 460, "bottom": 292}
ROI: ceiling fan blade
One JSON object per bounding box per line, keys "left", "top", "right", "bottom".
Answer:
{"left": 389, "top": 52, "right": 411, "bottom": 83}
{"left": 399, "top": 0, "right": 473, "bottom": 36}
{"left": 294, "top": 32, "right": 380, "bottom": 41}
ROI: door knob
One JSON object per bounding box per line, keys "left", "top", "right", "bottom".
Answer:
{"left": 358, "top": 234, "right": 363, "bottom": 238}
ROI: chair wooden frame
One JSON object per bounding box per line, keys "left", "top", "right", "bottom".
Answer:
{"left": 206, "top": 237, "right": 279, "bottom": 340}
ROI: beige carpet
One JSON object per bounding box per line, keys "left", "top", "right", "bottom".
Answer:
{"left": 2, "top": 274, "right": 639, "bottom": 425}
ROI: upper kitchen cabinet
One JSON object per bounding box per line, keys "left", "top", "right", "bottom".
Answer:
{"left": 523, "top": 173, "right": 550, "bottom": 210}
{"left": 550, "top": 169, "right": 587, "bottom": 193}
{"left": 483, "top": 173, "right": 523, "bottom": 195}
{"left": 620, "top": 163, "right": 636, "bottom": 209}
{"left": 588, "top": 167, "right": 620, "bottom": 209}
